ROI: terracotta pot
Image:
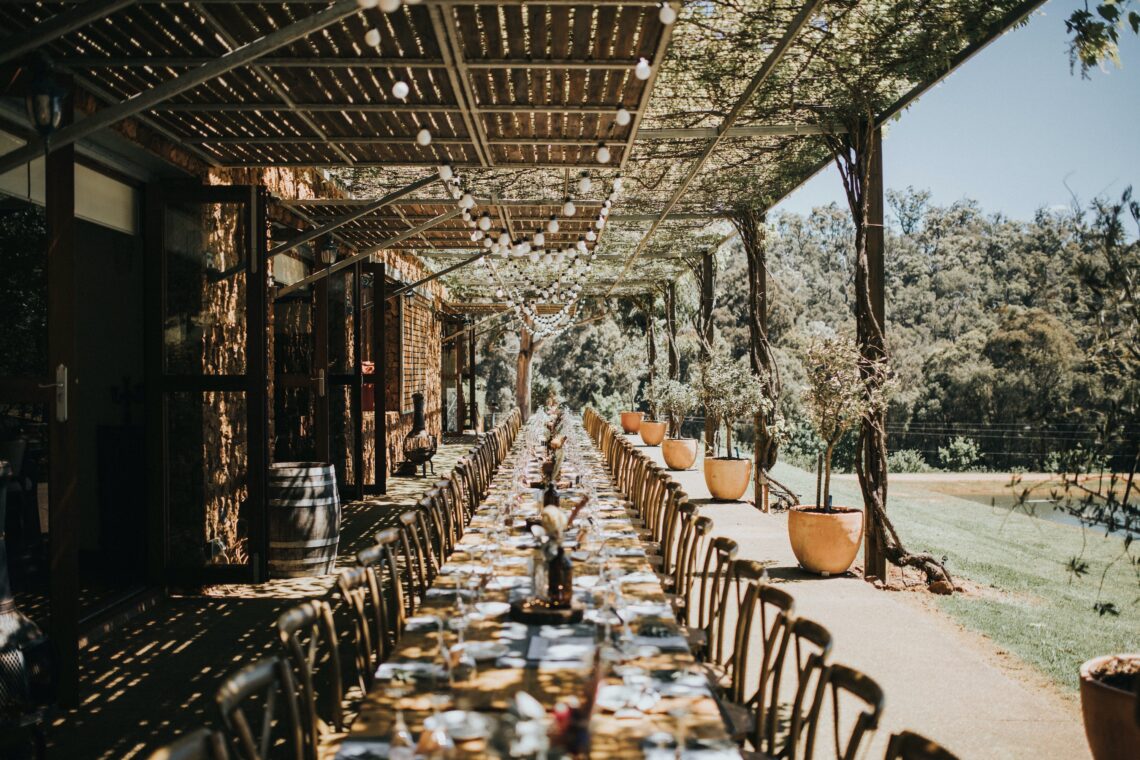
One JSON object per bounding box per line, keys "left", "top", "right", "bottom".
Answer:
{"left": 620, "top": 411, "right": 643, "bottom": 434}
{"left": 703, "top": 457, "right": 751, "bottom": 501}
{"left": 1080, "top": 654, "right": 1140, "bottom": 760}
{"left": 787, "top": 506, "right": 863, "bottom": 575}
{"left": 639, "top": 420, "right": 667, "bottom": 446}
{"left": 662, "top": 438, "right": 698, "bottom": 470}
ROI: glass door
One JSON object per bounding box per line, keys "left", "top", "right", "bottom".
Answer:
{"left": 147, "top": 184, "right": 268, "bottom": 584}
{"left": 273, "top": 277, "right": 328, "bottom": 465}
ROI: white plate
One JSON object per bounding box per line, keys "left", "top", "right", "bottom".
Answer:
{"left": 424, "top": 710, "right": 493, "bottom": 742}
{"left": 475, "top": 601, "right": 511, "bottom": 618}
{"left": 463, "top": 640, "right": 510, "bottom": 661}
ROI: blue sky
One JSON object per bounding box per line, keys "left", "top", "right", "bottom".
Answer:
{"left": 773, "top": 0, "right": 1140, "bottom": 221}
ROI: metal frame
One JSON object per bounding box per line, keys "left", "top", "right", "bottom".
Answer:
{"left": 0, "top": 0, "right": 136, "bottom": 66}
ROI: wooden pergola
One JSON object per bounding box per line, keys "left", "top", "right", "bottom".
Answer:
{"left": 0, "top": 0, "right": 1045, "bottom": 704}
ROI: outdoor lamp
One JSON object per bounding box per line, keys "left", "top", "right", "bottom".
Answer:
{"left": 635, "top": 58, "right": 652, "bottom": 81}
{"left": 659, "top": 2, "right": 678, "bottom": 25}
{"left": 478, "top": 212, "right": 492, "bottom": 231}
{"left": 595, "top": 143, "right": 611, "bottom": 164}
{"left": 25, "top": 64, "right": 66, "bottom": 140}
{"left": 380, "top": 0, "right": 401, "bottom": 12}
{"left": 416, "top": 128, "right": 432, "bottom": 146}
{"left": 460, "top": 191, "right": 475, "bottom": 209}
{"left": 534, "top": 230, "right": 545, "bottom": 247}
{"left": 586, "top": 229, "right": 596, "bottom": 241}
{"left": 391, "top": 80, "right": 410, "bottom": 99}
{"left": 498, "top": 229, "right": 510, "bottom": 246}
{"left": 615, "top": 107, "right": 631, "bottom": 127}
{"left": 577, "top": 171, "right": 592, "bottom": 194}
{"left": 364, "top": 28, "right": 382, "bottom": 47}
{"left": 547, "top": 215, "right": 559, "bottom": 233}
{"left": 613, "top": 175, "right": 624, "bottom": 192}
{"left": 562, "top": 198, "right": 576, "bottom": 217}
{"left": 437, "top": 162, "right": 454, "bottom": 181}
{"left": 320, "top": 240, "right": 338, "bottom": 265}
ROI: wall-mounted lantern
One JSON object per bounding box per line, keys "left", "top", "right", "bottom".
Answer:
{"left": 320, "top": 239, "right": 337, "bottom": 266}
{"left": 25, "top": 59, "right": 66, "bottom": 141}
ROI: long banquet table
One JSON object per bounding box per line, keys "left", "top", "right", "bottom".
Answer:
{"left": 338, "top": 412, "right": 739, "bottom": 759}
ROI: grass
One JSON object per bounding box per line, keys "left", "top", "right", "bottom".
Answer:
{"left": 771, "top": 461, "right": 1139, "bottom": 692}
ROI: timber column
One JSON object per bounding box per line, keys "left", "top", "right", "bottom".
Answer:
{"left": 863, "top": 126, "right": 887, "bottom": 580}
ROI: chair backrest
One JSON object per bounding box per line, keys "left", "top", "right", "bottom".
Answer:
{"left": 732, "top": 577, "right": 794, "bottom": 707}
{"left": 884, "top": 731, "right": 960, "bottom": 760}
{"left": 674, "top": 512, "right": 710, "bottom": 616}
{"left": 694, "top": 536, "right": 739, "bottom": 639}
{"left": 215, "top": 658, "right": 305, "bottom": 760}
{"left": 357, "top": 529, "right": 406, "bottom": 656}
{"left": 800, "top": 663, "right": 884, "bottom": 760}
{"left": 764, "top": 616, "right": 833, "bottom": 758}
{"left": 147, "top": 728, "right": 229, "bottom": 760}
{"left": 275, "top": 600, "right": 346, "bottom": 751}
{"left": 335, "top": 566, "right": 380, "bottom": 696}
{"left": 395, "top": 511, "right": 429, "bottom": 610}
{"left": 413, "top": 496, "right": 444, "bottom": 579}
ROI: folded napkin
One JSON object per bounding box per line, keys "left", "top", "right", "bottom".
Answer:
{"left": 375, "top": 661, "right": 446, "bottom": 680}
{"left": 334, "top": 740, "right": 390, "bottom": 759}
{"left": 619, "top": 570, "right": 658, "bottom": 584}
{"left": 526, "top": 635, "right": 596, "bottom": 662}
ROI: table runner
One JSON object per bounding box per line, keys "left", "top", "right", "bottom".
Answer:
{"left": 340, "top": 412, "right": 739, "bottom": 759}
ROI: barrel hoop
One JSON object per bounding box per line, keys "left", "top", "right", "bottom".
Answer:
{"left": 268, "top": 497, "right": 339, "bottom": 508}
{"left": 269, "top": 556, "right": 336, "bottom": 567}
{"left": 269, "top": 538, "right": 339, "bottom": 550}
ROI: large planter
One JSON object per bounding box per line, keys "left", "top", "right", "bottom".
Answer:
{"left": 787, "top": 506, "right": 863, "bottom": 576}
{"left": 639, "top": 420, "right": 667, "bottom": 446}
{"left": 620, "top": 411, "right": 643, "bottom": 434}
{"left": 662, "top": 438, "right": 698, "bottom": 470}
{"left": 1080, "top": 654, "right": 1140, "bottom": 760}
{"left": 704, "top": 457, "right": 751, "bottom": 501}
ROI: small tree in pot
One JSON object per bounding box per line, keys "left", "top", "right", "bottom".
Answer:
{"left": 654, "top": 378, "right": 699, "bottom": 470}
{"left": 696, "top": 352, "right": 769, "bottom": 499}
{"left": 637, "top": 374, "right": 669, "bottom": 446}
{"left": 789, "top": 335, "right": 891, "bottom": 575}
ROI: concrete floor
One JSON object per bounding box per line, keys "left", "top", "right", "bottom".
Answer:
{"left": 632, "top": 434, "right": 1090, "bottom": 760}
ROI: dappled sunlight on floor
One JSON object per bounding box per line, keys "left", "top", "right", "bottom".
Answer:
{"left": 46, "top": 443, "right": 471, "bottom": 759}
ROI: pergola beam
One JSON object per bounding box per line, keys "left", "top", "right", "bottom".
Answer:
{"left": 0, "top": 0, "right": 360, "bottom": 176}
{"left": 275, "top": 207, "right": 463, "bottom": 298}
{"left": 0, "top": 0, "right": 136, "bottom": 66}
{"left": 266, "top": 174, "right": 437, "bottom": 258}
{"left": 154, "top": 103, "right": 628, "bottom": 115}
{"left": 605, "top": 0, "right": 826, "bottom": 297}
{"left": 430, "top": 3, "right": 493, "bottom": 167}
{"left": 619, "top": 19, "right": 673, "bottom": 171}
{"left": 62, "top": 57, "right": 646, "bottom": 71}
{"left": 388, "top": 253, "right": 488, "bottom": 299}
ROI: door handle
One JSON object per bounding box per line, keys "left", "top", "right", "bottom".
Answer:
{"left": 38, "top": 363, "right": 68, "bottom": 422}
{"left": 313, "top": 369, "right": 326, "bottom": 398}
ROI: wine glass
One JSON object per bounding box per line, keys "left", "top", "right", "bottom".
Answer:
{"left": 386, "top": 674, "right": 415, "bottom": 760}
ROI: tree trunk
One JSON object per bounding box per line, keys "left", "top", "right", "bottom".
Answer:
{"left": 696, "top": 252, "right": 717, "bottom": 456}
{"left": 516, "top": 328, "right": 537, "bottom": 422}
{"left": 666, "top": 283, "right": 679, "bottom": 380}
{"left": 824, "top": 112, "right": 953, "bottom": 590}
{"left": 732, "top": 205, "right": 782, "bottom": 512}
{"left": 823, "top": 441, "right": 835, "bottom": 509}
{"left": 646, "top": 306, "right": 657, "bottom": 418}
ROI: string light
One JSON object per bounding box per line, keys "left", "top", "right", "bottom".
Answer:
{"left": 437, "top": 162, "right": 453, "bottom": 181}
{"left": 659, "top": 2, "right": 677, "bottom": 25}
{"left": 577, "top": 171, "right": 592, "bottom": 194}
{"left": 533, "top": 230, "right": 545, "bottom": 247}
{"left": 357, "top": 0, "right": 379, "bottom": 8}
{"left": 547, "top": 215, "right": 559, "bottom": 233}
{"left": 416, "top": 128, "right": 432, "bottom": 146}
{"left": 615, "top": 107, "right": 632, "bottom": 127}
{"left": 364, "top": 28, "right": 381, "bottom": 47}
{"left": 595, "top": 143, "right": 611, "bottom": 164}
{"left": 635, "top": 57, "right": 652, "bottom": 81}
{"left": 563, "top": 198, "right": 576, "bottom": 217}
{"left": 379, "top": 0, "right": 401, "bottom": 11}
{"left": 478, "top": 212, "right": 492, "bottom": 231}
{"left": 391, "top": 80, "right": 410, "bottom": 100}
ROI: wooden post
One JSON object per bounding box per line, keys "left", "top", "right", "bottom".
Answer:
{"left": 47, "top": 83, "right": 80, "bottom": 706}
{"left": 699, "top": 252, "right": 716, "bottom": 456}
{"left": 467, "top": 321, "right": 477, "bottom": 431}
{"left": 375, "top": 263, "right": 387, "bottom": 494}
{"left": 863, "top": 126, "right": 888, "bottom": 580}
{"left": 313, "top": 275, "right": 330, "bottom": 463}
{"left": 666, "top": 283, "right": 678, "bottom": 381}
{"left": 454, "top": 321, "right": 465, "bottom": 430}
{"left": 351, "top": 263, "right": 363, "bottom": 500}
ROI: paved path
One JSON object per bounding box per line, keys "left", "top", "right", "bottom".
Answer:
{"left": 629, "top": 435, "right": 1089, "bottom": 760}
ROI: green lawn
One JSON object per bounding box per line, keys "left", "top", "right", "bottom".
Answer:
{"left": 771, "top": 462, "right": 1139, "bottom": 691}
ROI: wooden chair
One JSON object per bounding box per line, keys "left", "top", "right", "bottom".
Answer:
{"left": 335, "top": 567, "right": 380, "bottom": 696}
{"left": 215, "top": 658, "right": 305, "bottom": 760}
{"left": 146, "top": 728, "right": 229, "bottom": 760}
{"left": 670, "top": 513, "right": 711, "bottom": 619}
{"left": 884, "top": 731, "right": 960, "bottom": 760}
{"left": 393, "top": 511, "right": 430, "bottom": 612}
{"left": 684, "top": 535, "right": 739, "bottom": 660}
{"left": 275, "top": 600, "right": 348, "bottom": 758}
{"left": 800, "top": 663, "right": 884, "bottom": 760}
{"left": 357, "top": 529, "right": 406, "bottom": 658}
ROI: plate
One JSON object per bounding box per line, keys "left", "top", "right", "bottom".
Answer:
{"left": 424, "top": 710, "right": 494, "bottom": 742}
{"left": 475, "top": 601, "right": 511, "bottom": 618}
{"left": 463, "top": 640, "right": 510, "bottom": 661}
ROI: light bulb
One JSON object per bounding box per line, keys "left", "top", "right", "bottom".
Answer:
{"left": 555, "top": 251, "right": 565, "bottom": 264}
{"left": 357, "top": 0, "right": 379, "bottom": 8}
{"left": 483, "top": 237, "right": 493, "bottom": 248}
{"left": 596, "top": 143, "right": 611, "bottom": 164}
{"left": 496, "top": 288, "right": 504, "bottom": 298}
{"left": 577, "top": 172, "right": 592, "bottom": 194}
{"left": 596, "top": 216, "right": 606, "bottom": 229}
{"left": 470, "top": 230, "right": 482, "bottom": 242}
{"left": 498, "top": 230, "right": 510, "bottom": 246}
{"left": 478, "top": 213, "right": 491, "bottom": 231}
{"left": 563, "top": 199, "right": 576, "bottom": 217}
{"left": 379, "top": 0, "right": 401, "bottom": 11}
{"left": 521, "top": 240, "right": 532, "bottom": 254}
{"left": 416, "top": 128, "right": 432, "bottom": 146}
{"left": 461, "top": 208, "right": 471, "bottom": 222}
{"left": 659, "top": 2, "right": 677, "bottom": 25}
{"left": 391, "top": 80, "right": 410, "bottom": 100}
{"left": 437, "top": 162, "right": 453, "bottom": 181}
{"left": 543, "top": 252, "right": 553, "bottom": 265}
{"left": 577, "top": 238, "right": 587, "bottom": 252}
{"left": 529, "top": 252, "right": 539, "bottom": 264}
{"left": 615, "top": 107, "right": 632, "bottom": 126}
{"left": 635, "top": 57, "right": 651, "bottom": 81}
{"left": 547, "top": 215, "right": 559, "bottom": 233}
{"left": 364, "top": 28, "right": 382, "bottom": 47}
{"left": 460, "top": 191, "right": 474, "bottom": 209}
{"left": 534, "top": 230, "right": 545, "bottom": 247}
{"left": 613, "top": 176, "right": 624, "bottom": 192}
{"left": 586, "top": 229, "right": 597, "bottom": 241}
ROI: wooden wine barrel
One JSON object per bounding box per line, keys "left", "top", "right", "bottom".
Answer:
{"left": 267, "top": 462, "right": 341, "bottom": 578}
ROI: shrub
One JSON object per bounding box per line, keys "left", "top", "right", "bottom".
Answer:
{"left": 938, "top": 435, "right": 983, "bottom": 471}
{"left": 695, "top": 351, "right": 771, "bottom": 460}
{"left": 888, "top": 449, "right": 933, "bottom": 473}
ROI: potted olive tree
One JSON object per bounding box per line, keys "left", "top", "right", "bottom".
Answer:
{"left": 1079, "top": 654, "right": 1140, "bottom": 759}
{"left": 696, "top": 353, "right": 768, "bottom": 500}
{"left": 638, "top": 376, "right": 668, "bottom": 447}
{"left": 788, "top": 335, "right": 887, "bottom": 575}
{"left": 656, "top": 378, "right": 699, "bottom": 470}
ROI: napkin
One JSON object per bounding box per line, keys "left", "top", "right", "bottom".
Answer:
{"left": 375, "top": 661, "right": 446, "bottom": 680}
{"left": 526, "top": 636, "right": 595, "bottom": 662}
